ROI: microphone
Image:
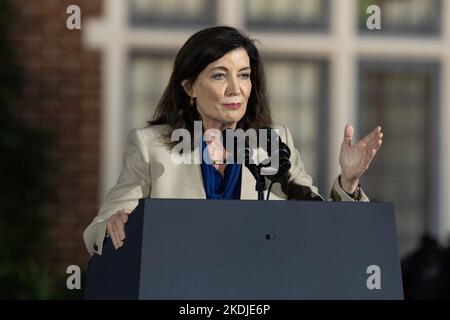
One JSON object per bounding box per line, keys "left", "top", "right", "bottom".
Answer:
{"left": 260, "top": 127, "right": 291, "bottom": 182}
{"left": 258, "top": 128, "right": 292, "bottom": 200}
{"left": 221, "top": 127, "right": 292, "bottom": 200}
{"left": 222, "top": 129, "right": 265, "bottom": 200}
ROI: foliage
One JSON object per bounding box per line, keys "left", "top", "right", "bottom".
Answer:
{"left": 0, "top": 0, "right": 59, "bottom": 299}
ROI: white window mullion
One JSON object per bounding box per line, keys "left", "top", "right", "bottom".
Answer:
{"left": 357, "top": 37, "right": 447, "bottom": 59}
{"left": 126, "top": 29, "right": 196, "bottom": 50}
{"left": 84, "top": 0, "right": 129, "bottom": 200}
{"left": 437, "top": 0, "right": 450, "bottom": 244}
{"left": 217, "top": 0, "right": 244, "bottom": 28}
{"left": 328, "top": 0, "right": 358, "bottom": 191}
{"left": 246, "top": 33, "right": 333, "bottom": 55}
{"left": 103, "top": 0, "right": 129, "bottom": 200}
{"left": 433, "top": 54, "right": 450, "bottom": 245}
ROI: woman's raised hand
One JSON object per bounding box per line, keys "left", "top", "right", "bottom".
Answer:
{"left": 339, "top": 125, "right": 383, "bottom": 193}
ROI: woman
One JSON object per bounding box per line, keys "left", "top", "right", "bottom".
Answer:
{"left": 83, "top": 26, "right": 383, "bottom": 256}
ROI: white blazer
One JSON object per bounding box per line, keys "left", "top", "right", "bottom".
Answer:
{"left": 83, "top": 124, "right": 369, "bottom": 255}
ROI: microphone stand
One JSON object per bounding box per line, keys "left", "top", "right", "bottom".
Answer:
{"left": 246, "top": 163, "right": 266, "bottom": 200}
{"left": 223, "top": 127, "right": 286, "bottom": 201}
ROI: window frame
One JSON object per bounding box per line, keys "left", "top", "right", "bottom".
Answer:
{"left": 245, "top": 0, "right": 331, "bottom": 33}
{"left": 357, "top": 0, "right": 443, "bottom": 37}
{"left": 357, "top": 60, "right": 441, "bottom": 255}
{"left": 128, "top": 0, "right": 218, "bottom": 29}
{"left": 262, "top": 55, "right": 330, "bottom": 192}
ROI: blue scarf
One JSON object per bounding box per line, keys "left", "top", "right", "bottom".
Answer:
{"left": 200, "top": 139, "right": 241, "bottom": 199}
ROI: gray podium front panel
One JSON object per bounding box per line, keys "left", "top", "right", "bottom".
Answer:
{"left": 138, "top": 199, "right": 403, "bottom": 300}
{"left": 85, "top": 199, "right": 403, "bottom": 300}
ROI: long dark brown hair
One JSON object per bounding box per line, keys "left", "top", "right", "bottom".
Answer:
{"left": 150, "top": 26, "right": 272, "bottom": 145}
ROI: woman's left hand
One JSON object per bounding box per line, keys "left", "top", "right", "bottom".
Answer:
{"left": 339, "top": 124, "right": 383, "bottom": 193}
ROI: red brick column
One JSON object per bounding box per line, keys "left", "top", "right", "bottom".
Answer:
{"left": 8, "top": 0, "right": 103, "bottom": 272}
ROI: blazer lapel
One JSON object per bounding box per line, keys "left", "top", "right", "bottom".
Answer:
{"left": 240, "top": 165, "right": 258, "bottom": 200}
{"left": 186, "top": 146, "right": 207, "bottom": 199}
{"left": 193, "top": 163, "right": 207, "bottom": 199}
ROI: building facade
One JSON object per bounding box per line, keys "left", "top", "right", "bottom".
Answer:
{"left": 7, "top": 0, "right": 450, "bottom": 281}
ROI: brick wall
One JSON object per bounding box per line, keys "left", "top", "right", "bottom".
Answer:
{"left": 8, "top": 0, "right": 103, "bottom": 273}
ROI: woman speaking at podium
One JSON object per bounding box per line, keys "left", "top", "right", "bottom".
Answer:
{"left": 83, "top": 26, "right": 383, "bottom": 256}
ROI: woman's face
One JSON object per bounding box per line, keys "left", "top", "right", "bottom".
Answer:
{"left": 185, "top": 48, "right": 252, "bottom": 130}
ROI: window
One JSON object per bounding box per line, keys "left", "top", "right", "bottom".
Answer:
{"left": 129, "top": 0, "right": 216, "bottom": 27}
{"left": 128, "top": 53, "right": 175, "bottom": 131}
{"left": 358, "top": 0, "right": 442, "bottom": 35}
{"left": 264, "top": 59, "right": 328, "bottom": 190}
{"left": 358, "top": 61, "right": 439, "bottom": 256}
{"left": 245, "top": 0, "right": 330, "bottom": 31}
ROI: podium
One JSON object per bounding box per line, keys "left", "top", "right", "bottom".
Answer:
{"left": 84, "top": 199, "right": 403, "bottom": 300}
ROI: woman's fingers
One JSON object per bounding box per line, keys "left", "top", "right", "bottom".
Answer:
{"left": 106, "top": 210, "right": 130, "bottom": 250}
{"left": 366, "top": 137, "right": 382, "bottom": 155}
{"left": 115, "top": 217, "right": 126, "bottom": 243}
{"left": 360, "top": 126, "right": 381, "bottom": 145}
{"left": 120, "top": 211, "right": 129, "bottom": 224}
{"left": 117, "top": 210, "right": 130, "bottom": 243}
{"left": 341, "top": 126, "right": 383, "bottom": 178}
{"left": 360, "top": 130, "right": 382, "bottom": 149}
{"left": 361, "top": 128, "right": 382, "bottom": 153}
{"left": 106, "top": 219, "right": 119, "bottom": 249}
{"left": 359, "top": 128, "right": 382, "bottom": 152}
